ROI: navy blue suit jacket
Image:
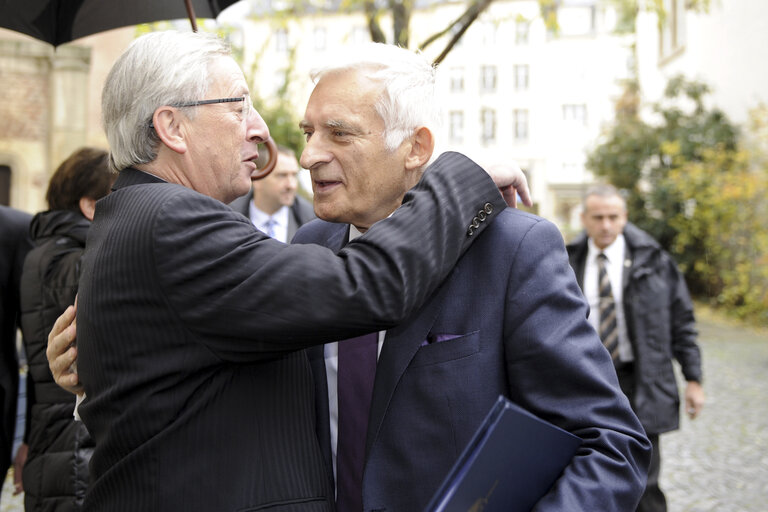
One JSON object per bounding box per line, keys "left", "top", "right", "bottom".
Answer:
{"left": 293, "top": 208, "right": 651, "bottom": 512}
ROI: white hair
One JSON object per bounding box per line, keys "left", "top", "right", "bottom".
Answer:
{"left": 309, "top": 43, "right": 439, "bottom": 152}
{"left": 101, "top": 31, "right": 231, "bottom": 172}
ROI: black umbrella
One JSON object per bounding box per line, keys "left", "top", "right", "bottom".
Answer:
{"left": 0, "top": 0, "right": 242, "bottom": 47}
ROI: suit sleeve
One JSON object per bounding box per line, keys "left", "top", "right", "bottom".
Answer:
{"left": 155, "top": 152, "right": 506, "bottom": 361}
{"left": 500, "top": 219, "right": 652, "bottom": 511}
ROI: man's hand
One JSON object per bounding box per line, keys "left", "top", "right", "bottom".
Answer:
{"left": 685, "top": 380, "right": 705, "bottom": 419}
{"left": 47, "top": 304, "right": 84, "bottom": 396}
{"left": 486, "top": 163, "right": 533, "bottom": 208}
{"left": 12, "top": 442, "right": 27, "bottom": 495}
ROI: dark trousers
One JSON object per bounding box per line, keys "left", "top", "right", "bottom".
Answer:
{"left": 616, "top": 363, "right": 667, "bottom": 512}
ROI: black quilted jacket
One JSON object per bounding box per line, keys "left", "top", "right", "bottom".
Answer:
{"left": 20, "top": 209, "right": 94, "bottom": 511}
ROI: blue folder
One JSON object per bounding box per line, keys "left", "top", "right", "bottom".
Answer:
{"left": 424, "top": 395, "right": 582, "bottom": 512}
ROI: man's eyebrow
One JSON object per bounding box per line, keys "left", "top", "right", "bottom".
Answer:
{"left": 298, "top": 120, "right": 311, "bottom": 130}
{"left": 325, "top": 119, "right": 361, "bottom": 134}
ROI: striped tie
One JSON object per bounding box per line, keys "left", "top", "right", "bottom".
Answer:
{"left": 597, "top": 253, "right": 619, "bottom": 361}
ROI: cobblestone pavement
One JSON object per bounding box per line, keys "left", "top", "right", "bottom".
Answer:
{"left": 660, "top": 316, "right": 768, "bottom": 512}
{"left": 1, "top": 312, "right": 765, "bottom": 511}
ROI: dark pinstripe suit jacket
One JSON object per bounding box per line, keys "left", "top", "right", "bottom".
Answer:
{"left": 75, "top": 152, "right": 505, "bottom": 511}
{"left": 295, "top": 209, "right": 651, "bottom": 512}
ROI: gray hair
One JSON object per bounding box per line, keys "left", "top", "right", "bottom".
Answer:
{"left": 583, "top": 183, "right": 627, "bottom": 209}
{"left": 101, "top": 31, "right": 231, "bottom": 172}
{"left": 309, "top": 43, "right": 439, "bottom": 152}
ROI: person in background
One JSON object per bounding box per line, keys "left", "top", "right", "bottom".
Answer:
{"left": 42, "top": 30, "right": 524, "bottom": 511}
{"left": 230, "top": 144, "right": 315, "bottom": 243}
{"left": 16, "top": 147, "right": 114, "bottom": 511}
{"left": 292, "top": 42, "right": 651, "bottom": 512}
{"left": 0, "top": 205, "right": 33, "bottom": 503}
{"left": 567, "top": 184, "right": 705, "bottom": 512}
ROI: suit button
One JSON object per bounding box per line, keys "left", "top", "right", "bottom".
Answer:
{"left": 471, "top": 217, "right": 480, "bottom": 228}
{"left": 484, "top": 202, "right": 494, "bottom": 214}
{"left": 478, "top": 210, "right": 487, "bottom": 221}
{"left": 467, "top": 226, "right": 475, "bottom": 236}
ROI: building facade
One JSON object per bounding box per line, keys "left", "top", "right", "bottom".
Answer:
{"left": 635, "top": 0, "right": 768, "bottom": 127}
{"left": 0, "top": 27, "right": 134, "bottom": 213}
{"left": 232, "top": 0, "right": 632, "bottom": 233}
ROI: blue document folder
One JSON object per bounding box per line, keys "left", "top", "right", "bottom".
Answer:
{"left": 424, "top": 395, "right": 582, "bottom": 512}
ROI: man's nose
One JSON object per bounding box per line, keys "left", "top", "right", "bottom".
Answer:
{"left": 246, "top": 108, "right": 269, "bottom": 144}
{"left": 300, "top": 136, "right": 331, "bottom": 170}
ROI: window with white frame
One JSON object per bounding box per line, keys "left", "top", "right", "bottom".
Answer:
{"left": 274, "top": 28, "right": 288, "bottom": 53}
{"left": 480, "top": 66, "right": 497, "bottom": 93}
{"left": 514, "top": 109, "right": 529, "bottom": 141}
{"left": 449, "top": 111, "right": 464, "bottom": 143}
{"left": 515, "top": 19, "right": 529, "bottom": 44}
{"left": 481, "top": 108, "right": 496, "bottom": 143}
{"left": 562, "top": 104, "right": 587, "bottom": 125}
{"left": 514, "top": 65, "right": 529, "bottom": 91}
{"left": 660, "top": 0, "right": 686, "bottom": 59}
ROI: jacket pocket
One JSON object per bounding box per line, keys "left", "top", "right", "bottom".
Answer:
{"left": 409, "top": 330, "right": 480, "bottom": 368}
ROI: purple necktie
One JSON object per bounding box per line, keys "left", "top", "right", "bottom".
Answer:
{"left": 336, "top": 332, "right": 378, "bottom": 512}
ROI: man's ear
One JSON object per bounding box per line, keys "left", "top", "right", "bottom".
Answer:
{"left": 152, "top": 107, "right": 188, "bottom": 155}
{"left": 404, "top": 126, "right": 434, "bottom": 171}
{"left": 79, "top": 197, "right": 97, "bottom": 221}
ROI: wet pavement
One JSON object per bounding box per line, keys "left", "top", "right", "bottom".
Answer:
{"left": 2, "top": 310, "right": 766, "bottom": 511}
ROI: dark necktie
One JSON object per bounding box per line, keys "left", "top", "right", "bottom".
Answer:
{"left": 336, "top": 332, "right": 378, "bottom": 512}
{"left": 597, "top": 253, "right": 619, "bottom": 361}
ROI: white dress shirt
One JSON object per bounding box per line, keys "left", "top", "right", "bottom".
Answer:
{"left": 249, "top": 203, "right": 290, "bottom": 243}
{"left": 583, "top": 234, "right": 634, "bottom": 363}
{"left": 324, "top": 224, "right": 386, "bottom": 489}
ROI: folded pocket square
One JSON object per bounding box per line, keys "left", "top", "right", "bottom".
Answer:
{"left": 422, "top": 333, "right": 463, "bottom": 346}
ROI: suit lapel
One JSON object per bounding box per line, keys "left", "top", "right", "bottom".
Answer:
{"left": 365, "top": 279, "right": 453, "bottom": 457}
{"left": 328, "top": 225, "right": 349, "bottom": 252}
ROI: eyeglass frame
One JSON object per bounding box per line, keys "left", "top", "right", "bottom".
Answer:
{"left": 148, "top": 94, "right": 252, "bottom": 129}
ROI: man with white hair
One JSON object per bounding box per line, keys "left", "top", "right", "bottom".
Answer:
{"left": 292, "top": 43, "right": 652, "bottom": 512}
{"left": 47, "top": 31, "right": 526, "bottom": 511}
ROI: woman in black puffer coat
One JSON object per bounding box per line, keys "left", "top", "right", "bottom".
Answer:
{"left": 18, "top": 147, "right": 114, "bottom": 511}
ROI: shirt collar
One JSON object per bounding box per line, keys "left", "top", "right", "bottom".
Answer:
{"left": 249, "top": 203, "right": 289, "bottom": 228}
{"left": 587, "top": 233, "right": 626, "bottom": 263}
{"left": 348, "top": 224, "right": 364, "bottom": 242}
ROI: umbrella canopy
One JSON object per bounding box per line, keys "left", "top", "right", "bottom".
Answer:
{"left": 0, "top": 0, "right": 242, "bottom": 46}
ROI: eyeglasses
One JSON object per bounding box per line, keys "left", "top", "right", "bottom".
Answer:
{"left": 172, "top": 94, "right": 252, "bottom": 118}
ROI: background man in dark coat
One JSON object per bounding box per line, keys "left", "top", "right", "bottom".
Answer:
{"left": 229, "top": 144, "right": 315, "bottom": 242}
{"left": 293, "top": 43, "right": 651, "bottom": 512}
{"left": 0, "top": 205, "right": 32, "bottom": 501}
{"left": 566, "top": 184, "right": 705, "bottom": 512}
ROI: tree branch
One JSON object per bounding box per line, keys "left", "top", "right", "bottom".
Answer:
{"left": 428, "top": 0, "right": 494, "bottom": 65}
